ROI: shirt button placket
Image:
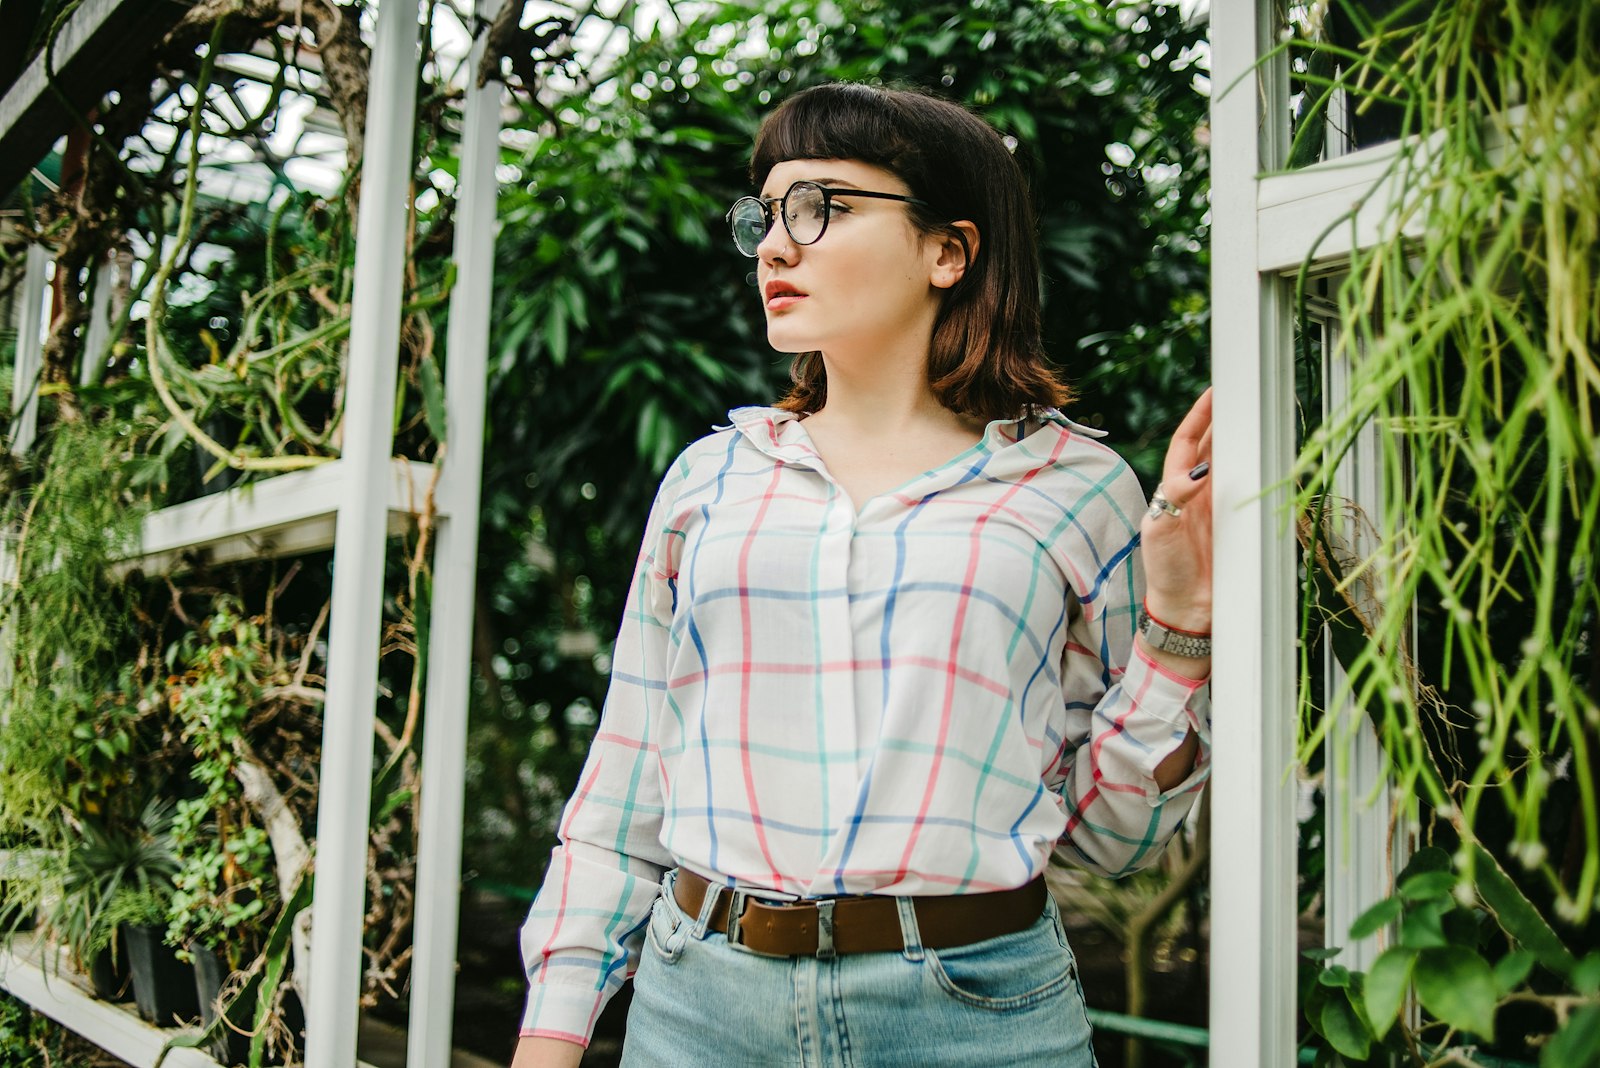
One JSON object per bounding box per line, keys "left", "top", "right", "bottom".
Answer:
{"left": 814, "top": 491, "right": 859, "bottom": 889}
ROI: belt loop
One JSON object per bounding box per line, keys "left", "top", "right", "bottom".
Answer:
{"left": 692, "top": 873, "right": 723, "bottom": 938}
{"left": 724, "top": 890, "right": 749, "bottom": 947}
{"left": 814, "top": 899, "right": 836, "bottom": 960}
{"left": 894, "top": 897, "right": 924, "bottom": 961}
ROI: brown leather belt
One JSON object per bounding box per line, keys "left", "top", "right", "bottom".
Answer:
{"left": 671, "top": 868, "right": 1047, "bottom": 959}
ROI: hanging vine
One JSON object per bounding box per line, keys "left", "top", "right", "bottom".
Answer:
{"left": 1288, "top": 0, "right": 1600, "bottom": 1063}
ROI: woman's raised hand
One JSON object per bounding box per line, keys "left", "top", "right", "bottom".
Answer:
{"left": 1138, "top": 387, "right": 1214, "bottom": 640}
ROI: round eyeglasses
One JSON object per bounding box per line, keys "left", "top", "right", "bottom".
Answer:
{"left": 725, "top": 180, "right": 929, "bottom": 257}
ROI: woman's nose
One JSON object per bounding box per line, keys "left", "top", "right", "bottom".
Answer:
{"left": 757, "top": 216, "right": 797, "bottom": 265}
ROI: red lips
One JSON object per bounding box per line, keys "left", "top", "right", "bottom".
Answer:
{"left": 763, "top": 278, "right": 807, "bottom": 302}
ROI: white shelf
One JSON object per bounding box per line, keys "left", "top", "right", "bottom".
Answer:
{"left": 1257, "top": 138, "right": 1414, "bottom": 274}
{"left": 0, "top": 946, "right": 223, "bottom": 1068}
{"left": 0, "top": 941, "right": 401, "bottom": 1068}
{"left": 1257, "top": 106, "right": 1522, "bottom": 275}
{"left": 133, "top": 458, "right": 443, "bottom": 573}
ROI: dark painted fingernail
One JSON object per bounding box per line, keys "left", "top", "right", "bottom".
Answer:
{"left": 1188, "top": 461, "right": 1210, "bottom": 481}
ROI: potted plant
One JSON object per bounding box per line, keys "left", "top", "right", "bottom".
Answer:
{"left": 105, "top": 886, "right": 199, "bottom": 1027}
{"left": 169, "top": 812, "right": 274, "bottom": 1065}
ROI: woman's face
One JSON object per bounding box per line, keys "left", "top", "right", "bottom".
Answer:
{"left": 755, "top": 158, "right": 945, "bottom": 359}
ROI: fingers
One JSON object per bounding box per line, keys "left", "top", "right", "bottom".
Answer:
{"left": 1169, "top": 387, "right": 1213, "bottom": 454}
{"left": 1158, "top": 388, "right": 1214, "bottom": 509}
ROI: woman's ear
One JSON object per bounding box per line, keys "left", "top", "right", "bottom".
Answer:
{"left": 930, "top": 221, "right": 980, "bottom": 290}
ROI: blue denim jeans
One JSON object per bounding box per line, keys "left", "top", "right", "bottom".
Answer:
{"left": 621, "top": 870, "right": 1098, "bottom": 1067}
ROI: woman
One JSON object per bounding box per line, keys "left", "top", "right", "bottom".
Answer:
{"left": 512, "top": 83, "right": 1212, "bottom": 1068}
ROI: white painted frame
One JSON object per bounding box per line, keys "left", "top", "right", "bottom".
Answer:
{"left": 6, "top": 245, "right": 49, "bottom": 457}
{"left": 1209, "top": 1, "right": 1299, "bottom": 1064}
{"left": 1209, "top": 2, "right": 1442, "bottom": 1063}
{"left": 1309, "top": 295, "right": 1407, "bottom": 976}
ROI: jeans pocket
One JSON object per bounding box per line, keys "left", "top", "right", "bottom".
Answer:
{"left": 925, "top": 911, "right": 1075, "bottom": 1011}
{"left": 645, "top": 892, "right": 689, "bottom": 964}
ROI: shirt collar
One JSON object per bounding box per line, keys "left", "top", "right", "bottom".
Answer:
{"left": 724, "top": 404, "right": 1108, "bottom": 464}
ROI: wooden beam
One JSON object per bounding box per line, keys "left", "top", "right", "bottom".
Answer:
{"left": 0, "top": 0, "right": 195, "bottom": 199}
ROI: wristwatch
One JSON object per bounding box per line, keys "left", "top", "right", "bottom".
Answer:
{"left": 1137, "top": 607, "right": 1212, "bottom": 659}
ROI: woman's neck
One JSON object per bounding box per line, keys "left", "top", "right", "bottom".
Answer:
{"left": 807, "top": 333, "right": 966, "bottom": 436}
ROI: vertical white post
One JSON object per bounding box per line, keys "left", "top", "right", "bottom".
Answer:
{"left": 8, "top": 245, "right": 49, "bottom": 455}
{"left": 1, "top": 244, "right": 51, "bottom": 706}
{"left": 80, "top": 255, "right": 117, "bottom": 386}
{"left": 304, "top": 3, "right": 421, "bottom": 1066}
{"left": 406, "top": 1, "right": 506, "bottom": 1065}
{"left": 1322, "top": 314, "right": 1403, "bottom": 973}
{"left": 1209, "top": 1, "right": 1299, "bottom": 1065}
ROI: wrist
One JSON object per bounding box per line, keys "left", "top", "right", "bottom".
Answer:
{"left": 1140, "top": 596, "right": 1211, "bottom": 636}
{"left": 1138, "top": 600, "right": 1212, "bottom": 660}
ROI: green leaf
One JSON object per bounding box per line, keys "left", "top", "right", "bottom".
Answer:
{"left": 544, "top": 296, "right": 569, "bottom": 366}
{"left": 1320, "top": 988, "right": 1373, "bottom": 1060}
{"left": 1397, "top": 846, "right": 1452, "bottom": 882}
{"left": 1318, "top": 965, "right": 1352, "bottom": 988}
{"left": 1400, "top": 901, "right": 1449, "bottom": 948}
{"left": 1364, "top": 946, "right": 1417, "bottom": 1035}
{"left": 377, "top": 788, "right": 414, "bottom": 824}
{"left": 1492, "top": 949, "right": 1535, "bottom": 996}
{"left": 1349, "top": 896, "right": 1403, "bottom": 939}
{"left": 1398, "top": 870, "right": 1457, "bottom": 902}
{"left": 418, "top": 353, "right": 447, "bottom": 446}
{"left": 1303, "top": 946, "right": 1344, "bottom": 962}
{"left": 393, "top": 369, "right": 407, "bottom": 435}
{"left": 1414, "top": 946, "right": 1497, "bottom": 1041}
{"left": 1572, "top": 953, "right": 1600, "bottom": 996}
{"left": 1472, "top": 844, "right": 1578, "bottom": 978}
{"left": 1541, "top": 1006, "right": 1600, "bottom": 1068}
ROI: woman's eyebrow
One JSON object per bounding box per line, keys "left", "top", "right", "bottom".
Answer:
{"left": 760, "top": 175, "right": 851, "bottom": 199}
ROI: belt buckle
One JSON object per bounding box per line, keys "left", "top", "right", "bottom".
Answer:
{"left": 723, "top": 890, "right": 787, "bottom": 958}
{"left": 724, "top": 891, "right": 838, "bottom": 959}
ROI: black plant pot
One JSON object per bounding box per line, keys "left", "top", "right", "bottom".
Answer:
{"left": 88, "top": 930, "right": 134, "bottom": 1002}
{"left": 124, "top": 923, "right": 199, "bottom": 1026}
{"left": 192, "top": 945, "right": 252, "bottom": 1066}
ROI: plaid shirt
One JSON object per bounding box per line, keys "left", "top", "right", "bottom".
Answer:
{"left": 520, "top": 406, "right": 1211, "bottom": 1044}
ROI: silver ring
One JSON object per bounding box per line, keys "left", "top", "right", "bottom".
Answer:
{"left": 1146, "top": 486, "right": 1182, "bottom": 520}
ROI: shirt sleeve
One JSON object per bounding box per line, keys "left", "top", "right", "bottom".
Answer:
{"left": 518, "top": 470, "right": 682, "bottom": 1045}
{"left": 1048, "top": 543, "right": 1212, "bottom": 879}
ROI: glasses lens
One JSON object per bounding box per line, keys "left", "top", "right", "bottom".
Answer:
{"left": 729, "top": 198, "right": 768, "bottom": 256}
{"left": 784, "top": 182, "right": 827, "bottom": 245}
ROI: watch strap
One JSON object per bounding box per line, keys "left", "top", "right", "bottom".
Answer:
{"left": 1137, "top": 607, "right": 1212, "bottom": 659}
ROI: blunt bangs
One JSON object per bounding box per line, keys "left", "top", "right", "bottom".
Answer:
{"left": 751, "top": 84, "right": 913, "bottom": 190}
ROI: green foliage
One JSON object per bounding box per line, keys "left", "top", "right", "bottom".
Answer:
{"left": 99, "top": 885, "right": 174, "bottom": 935}
{"left": 0, "top": 415, "right": 162, "bottom": 945}
{"left": 164, "top": 604, "right": 279, "bottom": 965}
{"left": 1304, "top": 849, "right": 1600, "bottom": 1065}
{"left": 1291, "top": 0, "right": 1600, "bottom": 1061}
{"left": 1294, "top": 0, "right": 1600, "bottom": 915}
{"left": 0, "top": 992, "right": 72, "bottom": 1068}
{"left": 0, "top": 416, "right": 147, "bottom": 733}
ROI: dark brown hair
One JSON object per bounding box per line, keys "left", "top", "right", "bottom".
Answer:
{"left": 751, "top": 83, "right": 1071, "bottom": 420}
